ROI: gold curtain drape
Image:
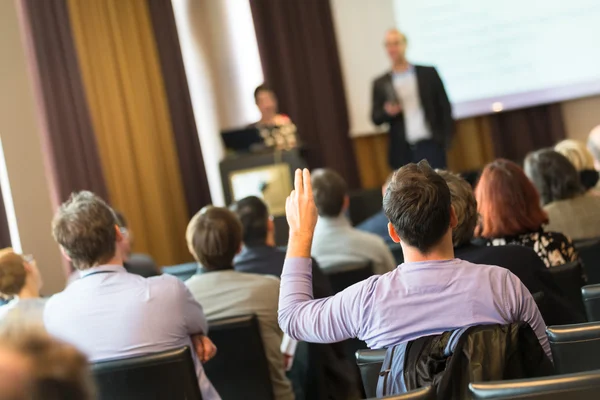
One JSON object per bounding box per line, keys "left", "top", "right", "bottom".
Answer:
{"left": 67, "top": 0, "right": 191, "bottom": 266}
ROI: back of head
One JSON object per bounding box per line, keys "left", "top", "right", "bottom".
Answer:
{"left": 311, "top": 168, "right": 347, "bottom": 217}
{"left": 554, "top": 139, "right": 595, "bottom": 172}
{"left": 186, "top": 206, "right": 242, "bottom": 271}
{"left": 384, "top": 161, "right": 451, "bottom": 253}
{"left": 436, "top": 170, "right": 477, "bottom": 247}
{"left": 475, "top": 159, "right": 548, "bottom": 238}
{"left": 0, "top": 328, "right": 94, "bottom": 400}
{"left": 113, "top": 210, "right": 127, "bottom": 229}
{"left": 230, "top": 196, "right": 269, "bottom": 247}
{"left": 524, "top": 149, "right": 583, "bottom": 205}
{"left": 0, "top": 249, "right": 26, "bottom": 297}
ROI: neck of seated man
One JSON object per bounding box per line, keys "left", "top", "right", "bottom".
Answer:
{"left": 399, "top": 229, "right": 456, "bottom": 264}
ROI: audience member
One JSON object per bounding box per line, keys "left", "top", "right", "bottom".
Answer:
{"left": 310, "top": 169, "right": 396, "bottom": 274}
{"left": 0, "top": 327, "right": 94, "bottom": 400}
{"left": 356, "top": 174, "right": 396, "bottom": 245}
{"left": 587, "top": 124, "right": 600, "bottom": 172}
{"left": 114, "top": 211, "right": 160, "bottom": 278}
{"left": 439, "top": 170, "right": 585, "bottom": 324}
{"left": 0, "top": 249, "right": 45, "bottom": 328}
{"left": 474, "top": 159, "right": 578, "bottom": 267}
{"left": 525, "top": 149, "right": 600, "bottom": 241}
{"left": 43, "top": 192, "right": 220, "bottom": 399}
{"left": 555, "top": 139, "right": 600, "bottom": 193}
{"left": 278, "top": 165, "right": 551, "bottom": 360}
{"left": 185, "top": 206, "right": 294, "bottom": 400}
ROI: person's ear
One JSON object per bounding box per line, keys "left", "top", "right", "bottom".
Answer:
{"left": 388, "top": 222, "right": 401, "bottom": 244}
{"left": 237, "top": 242, "right": 243, "bottom": 255}
{"left": 267, "top": 216, "right": 275, "bottom": 233}
{"left": 59, "top": 246, "right": 72, "bottom": 262}
{"left": 449, "top": 205, "right": 458, "bottom": 229}
{"left": 343, "top": 195, "right": 350, "bottom": 212}
{"left": 115, "top": 225, "right": 123, "bottom": 242}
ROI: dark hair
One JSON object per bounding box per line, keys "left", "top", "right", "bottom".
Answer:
{"left": 230, "top": 196, "right": 269, "bottom": 247}
{"left": 113, "top": 210, "right": 127, "bottom": 228}
{"left": 475, "top": 159, "right": 548, "bottom": 238}
{"left": 524, "top": 149, "right": 584, "bottom": 206}
{"left": 186, "top": 206, "right": 242, "bottom": 271}
{"left": 254, "top": 84, "right": 273, "bottom": 102}
{"left": 311, "top": 169, "right": 348, "bottom": 217}
{"left": 384, "top": 160, "right": 451, "bottom": 253}
{"left": 52, "top": 192, "right": 118, "bottom": 270}
{"left": 437, "top": 170, "right": 477, "bottom": 247}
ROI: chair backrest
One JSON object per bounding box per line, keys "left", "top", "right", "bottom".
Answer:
{"left": 162, "top": 262, "right": 198, "bottom": 281}
{"left": 92, "top": 347, "right": 202, "bottom": 400}
{"left": 203, "top": 314, "right": 274, "bottom": 400}
{"left": 356, "top": 348, "right": 386, "bottom": 398}
{"left": 324, "top": 261, "right": 374, "bottom": 293}
{"left": 125, "top": 253, "right": 159, "bottom": 278}
{"left": 548, "top": 261, "right": 586, "bottom": 317}
{"left": 469, "top": 369, "right": 600, "bottom": 399}
{"left": 574, "top": 238, "right": 600, "bottom": 284}
{"left": 546, "top": 322, "right": 600, "bottom": 374}
{"left": 366, "top": 386, "right": 436, "bottom": 399}
{"left": 348, "top": 188, "right": 383, "bottom": 226}
{"left": 582, "top": 284, "right": 600, "bottom": 322}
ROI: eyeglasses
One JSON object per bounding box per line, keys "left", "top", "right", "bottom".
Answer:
{"left": 22, "top": 254, "right": 35, "bottom": 264}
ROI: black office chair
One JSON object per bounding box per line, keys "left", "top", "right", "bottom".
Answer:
{"left": 574, "top": 237, "right": 600, "bottom": 284}
{"left": 366, "top": 386, "right": 435, "bottom": 399}
{"left": 324, "top": 261, "right": 374, "bottom": 293}
{"left": 348, "top": 188, "right": 383, "bottom": 226}
{"left": 582, "top": 284, "right": 600, "bottom": 322}
{"left": 203, "top": 314, "right": 274, "bottom": 400}
{"left": 389, "top": 243, "right": 404, "bottom": 265}
{"left": 548, "top": 261, "right": 587, "bottom": 318}
{"left": 469, "top": 369, "right": 600, "bottom": 399}
{"left": 356, "top": 348, "right": 386, "bottom": 398}
{"left": 92, "top": 347, "right": 202, "bottom": 400}
{"left": 162, "top": 262, "right": 198, "bottom": 281}
{"left": 546, "top": 322, "right": 600, "bottom": 374}
{"left": 125, "top": 253, "right": 160, "bottom": 278}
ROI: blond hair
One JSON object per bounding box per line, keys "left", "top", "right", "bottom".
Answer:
{"left": 554, "top": 139, "right": 595, "bottom": 171}
{"left": 0, "top": 248, "right": 26, "bottom": 296}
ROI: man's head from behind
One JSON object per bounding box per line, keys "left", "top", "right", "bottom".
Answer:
{"left": 186, "top": 206, "right": 243, "bottom": 271}
{"left": 230, "top": 196, "right": 274, "bottom": 247}
{"left": 384, "top": 161, "right": 456, "bottom": 254}
{"left": 311, "top": 168, "right": 348, "bottom": 218}
{"left": 52, "top": 192, "right": 122, "bottom": 270}
{"left": 436, "top": 170, "right": 478, "bottom": 248}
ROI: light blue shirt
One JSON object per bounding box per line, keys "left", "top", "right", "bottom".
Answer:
{"left": 44, "top": 265, "right": 220, "bottom": 400}
{"left": 392, "top": 66, "right": 432, "bottom": 144}
{"left": 278, "top": 258, "right": 551, "bottom": 360}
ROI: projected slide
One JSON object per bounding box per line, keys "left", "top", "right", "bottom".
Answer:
{"left": 394, "top": 0, "right": 600, "bottom": 118}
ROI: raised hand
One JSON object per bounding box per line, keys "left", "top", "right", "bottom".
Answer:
{"left": 285, "top": 168, "right": 318, "bottom": 258}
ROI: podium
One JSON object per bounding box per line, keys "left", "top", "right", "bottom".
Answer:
{"left": 219, "top": 149, "right": 308, "bottom": 246}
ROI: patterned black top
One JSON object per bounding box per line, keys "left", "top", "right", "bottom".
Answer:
{"left": 481, "top": 229, "right": 578, "bottom": 268}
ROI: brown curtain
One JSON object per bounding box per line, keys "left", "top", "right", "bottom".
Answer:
{"left": 249, "top": 0, "right": 360, "bottom": 189}
{"left": 147, "top": 0, "right": 212, "bottom": 217}
{"left": 489, "top": 104, "right": 566, "bottom": 162}
{"left": 18, "top": 0, "right": 109, "bottom": 207}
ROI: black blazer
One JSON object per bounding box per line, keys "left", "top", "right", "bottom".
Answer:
{"left": 371, "top": 65, "right": 453, "bottom": 169}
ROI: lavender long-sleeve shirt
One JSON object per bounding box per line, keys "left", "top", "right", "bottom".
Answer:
{"left": 279, "top": 258, "right": 551, "bottom": 359}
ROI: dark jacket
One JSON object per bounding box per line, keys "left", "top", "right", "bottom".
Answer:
{"left": 356, "top": 210, "right": 395, "bottom": 246}
{"left": 378, "top": 323, "right": 554, "bottom": 399}
{"left": 371, "top": 65, "right": 453, "bottom": 169}
{"left": 455, "top": 244, "right": 586, "bottom": 325}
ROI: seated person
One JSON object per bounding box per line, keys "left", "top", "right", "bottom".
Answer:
{"left": 525, "top": 149, "right": 600, "bottom": 241}
{"left": 0, "top": 249, "right": 45, "bottom": 328}
{"left": 474, "top": 159, "right": 578, "bottom": 267}
{"left": 439, "top": 170, "right": 585, "bottom": 324}
{"left": 555, "top": 139, "right": 600, "bottom": 194}
{"left": 0, "top": 328, "right": 94, "bottom": 399}
{"left": 185, "top": 206, "right": 294, "bottom": 400}
{"left": 232, "top": 196, "right": 332, "bottom": 298}
{"left": 311, "top": 169, "right": 396, "bottom": 274}
{"left": 114, "top": 211, "right": 160, "bottom": 278}
{"left": 252, "top": 84, "right": 297, "bottom": 150}
{"left": 278, "top": 165, "right": 551, "bottom": 360}
{"left": 43, "top": 192, "right": 219, "bottom": 399}
{"left": 356, "top": 174, "right": 396, "bottom": 246}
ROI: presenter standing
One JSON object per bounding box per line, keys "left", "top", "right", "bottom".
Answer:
{"left": 371, "top": 29, "right": 453, "bottom": 169}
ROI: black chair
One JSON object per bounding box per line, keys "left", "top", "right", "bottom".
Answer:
{"left": 546, "top": 322, "right": 600, "bottom": 374}
{"left": 389, "top": 243, "right": 404, "bottom": 265}
{"left": 469, "top": 369, "right": 600, "bottom": 399}
{"left": 348, "top": 188, "right": 383, "bottom": 226}
{"left": 324, "top": 261, "right": 374, "bottom": 294}
{"left": 356, "top": 348, "right": 386, "bottom": 398}
{"left": 92, "top": 347, "right": 202, "bottom": 400}
{"left": 548, "top": 261, "right": 586, "bottom": 318}
{"left": 574, "top": 237, "right": 600, "bottom": 284}
{"left": 366, "top": 386, "right": 435, "bottom": 399}
{"left": 125, "top": 253, "right": 160, "bottom": 278}
{"left": 582, "top": 284, "right": 600, "bottom": 322}
{"left": 532, "top": 291, "right": 544, "bottom": 307}
{"left": 203, "top": 314, "right": 274, "bottom": 400}
{"left": 162, "top": 262, "right": 198, "bottom": 281}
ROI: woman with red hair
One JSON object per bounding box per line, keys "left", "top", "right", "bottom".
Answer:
{"left": 474, "top": 159, "right": 578, "bottom": 267}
